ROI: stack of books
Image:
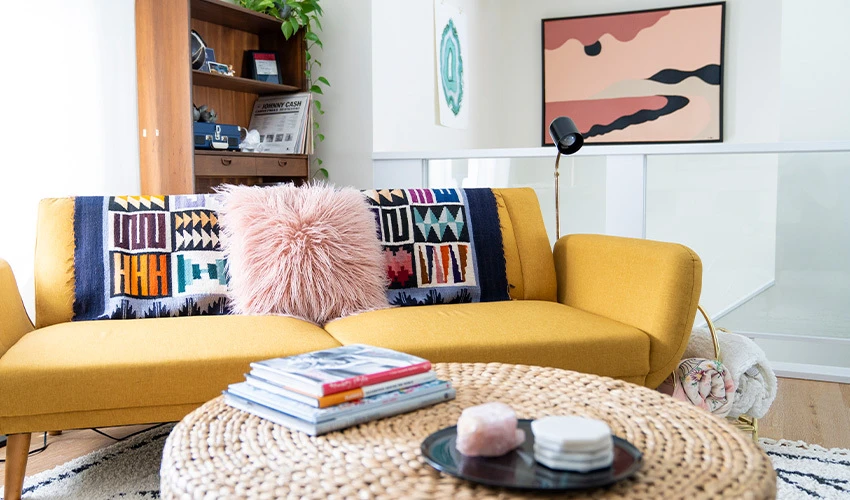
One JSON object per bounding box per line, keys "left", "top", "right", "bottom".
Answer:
{"left": 224, "top": 344, "right": 455, "bottom": 436}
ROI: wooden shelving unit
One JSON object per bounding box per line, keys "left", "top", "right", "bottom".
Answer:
{"left": 136, "top": 0, "right": 309, "bottom": 195}
{"left": 192, "top": 70, "right": 300, "bottom": 95}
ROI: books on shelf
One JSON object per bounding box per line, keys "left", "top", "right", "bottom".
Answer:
{"left": 224, "top": 345, "right": 454, "bottom": 436}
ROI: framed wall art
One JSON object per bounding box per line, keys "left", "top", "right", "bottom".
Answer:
{"left": 542, "top": 2, "right": 725, "bottom": 145}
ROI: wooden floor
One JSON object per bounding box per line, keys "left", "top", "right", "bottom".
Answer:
{"left": 1, "top": 378, "right": 849, "bottom": 488}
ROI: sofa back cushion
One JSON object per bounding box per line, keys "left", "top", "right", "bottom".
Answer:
{"left": 493, "top": 188, "right": 557, "bottom": 302}
{"left": 364, "top": 188, "right": 510, "bottom": 306}
{"left": 33, "top": 188, "right": 556, "bottom": 327}
{"left": 36, "top": 195, "right": 229, "bottom": 326}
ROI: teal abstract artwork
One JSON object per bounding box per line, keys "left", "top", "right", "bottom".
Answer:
{"left": 439, "top": 19, "right": 464, "bottom": 116}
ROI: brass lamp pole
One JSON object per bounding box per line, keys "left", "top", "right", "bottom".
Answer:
{"left": 548, "top": 117, "right": 584, "bottom": 238}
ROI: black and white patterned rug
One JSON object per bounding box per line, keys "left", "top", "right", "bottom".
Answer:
{"left": 2, "top": 425, "right": 174, "bottom": 499}
{"left": 3, "top": 428, "right": 848, "bottom": 498}
{"left": 761, "top": 438, "right": 850, "bottom": 499}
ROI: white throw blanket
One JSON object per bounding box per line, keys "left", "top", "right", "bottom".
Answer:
{"left": 684, "top": 328, "right": 777, "bottom": 418}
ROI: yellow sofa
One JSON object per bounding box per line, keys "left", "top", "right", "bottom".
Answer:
{"left": 0, "top": 188, "right": 701, "bottom": 499}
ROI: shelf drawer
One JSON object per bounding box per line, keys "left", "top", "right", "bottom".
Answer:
{"left": 256, "top": 156, "right": 308, "bottom": 177}
{"left": 195, "top": 153, "right": 256, "bottom": 176}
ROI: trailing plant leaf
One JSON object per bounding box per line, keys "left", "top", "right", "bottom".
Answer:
{"left": 239, "top": 0, "right": 330, "bottom": 171}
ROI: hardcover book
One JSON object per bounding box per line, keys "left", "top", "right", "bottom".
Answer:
{"left": 224, "top": 386, "right": 456, "bottom": 436}
{"left": 250, "top": 344, "right": 432, "bottom": 397}
{"left": 227, "top": 379, "right": 452, "bottom": 424}
{"left": 245, "top": 371, "right": 437, "bottom": 408}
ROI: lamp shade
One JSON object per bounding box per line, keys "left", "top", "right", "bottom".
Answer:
{"left": 549, "top": 116, "right": 584, "bottom": 155}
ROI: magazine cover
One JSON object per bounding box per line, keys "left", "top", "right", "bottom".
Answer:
{"left": 250, "top": 344, "right": 432, "bottom": 396}
{"left": 228, "top": 379, "right": 452, "bottom": 423}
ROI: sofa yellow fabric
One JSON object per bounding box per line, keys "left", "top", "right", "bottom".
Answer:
{"left": 34, "top": 197, "right": 76, "bottom": 329}
{"left": 0, "top": 260, "right": 34, "bottom": 360}
{"left": 0, "top": 315, "right": 340, "bottom": 423}
{"left": 554, "top": 234, "right": 702, "bottom": 388}
{"left": 0, "top": 187, "right": 701, "bottom": 499}
{"left": 325, "top": 301, "right": 650, "bottom": 383}
{"left": 492, "top": 188, "right": 557, "bottom": 301}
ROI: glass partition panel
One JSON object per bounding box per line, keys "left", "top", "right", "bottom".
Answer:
{"left": 646, "top": 151, "right": 850, "bottom": 367}
{"left": 426, "top": 156, "right": 606, "bottom": 243}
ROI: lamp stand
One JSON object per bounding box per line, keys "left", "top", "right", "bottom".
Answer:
{"left": 554, "top": 151, "right": 562, "bottom": 239}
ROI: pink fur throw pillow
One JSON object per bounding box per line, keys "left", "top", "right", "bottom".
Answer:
{"left": 217, "top": 183, "right": 389, "bottom": 325}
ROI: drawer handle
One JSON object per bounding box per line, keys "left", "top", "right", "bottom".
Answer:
{"left": 221, "top": 158, "right": 232, "bottom": 166}
{"left": 278, "top": 160, "right": 288, "bottom": 167}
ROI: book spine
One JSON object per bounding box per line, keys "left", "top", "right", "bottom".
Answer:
{"left": 245, "top": 376, "right": 321, "bottom": 408}
{"left": 224, "top": 394, "right": 316, "bottom": 435}
{"left": 317, "top": 388, "right": 365, "bottom": 408}
{"left": 314, "top": 387, "right": 456, "bottom": 435}
{"left": 319, "top": 372, "right": 437, "bottom": 407}
{"left": 321, "top": 361, "right": 432, "bottom": 396}
{"left": 359, "top": 371, "right": 437, "bottom": 399}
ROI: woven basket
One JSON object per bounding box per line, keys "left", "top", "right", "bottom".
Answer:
{"left": 696, "top": 305, "right": 759, "bottom": 441}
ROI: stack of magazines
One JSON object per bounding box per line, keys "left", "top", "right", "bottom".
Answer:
{"left": 224, "top": 344, "right": 456, "bottom": 436}
{"left": 248, "top": 92, "right": 313, "bottom": 154}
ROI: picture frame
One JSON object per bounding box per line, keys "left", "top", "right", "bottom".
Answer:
{"left": 245, "top": 50, "right": 281, "bottom": 84}
{"left": 200, "top": 47, "right": 216, "bottom": 72}
{"left": 208, "top": 62, "right": 233, "bottom": 76}
{"left": 541, "top": 2, "right": 726, "bottom": 145}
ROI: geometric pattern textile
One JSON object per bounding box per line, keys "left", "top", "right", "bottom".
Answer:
{"left": 363, "top": 188, "right": 509, "bottom": 306}
{"left": 73, "top": 195, "right": 229, "bottom": 320}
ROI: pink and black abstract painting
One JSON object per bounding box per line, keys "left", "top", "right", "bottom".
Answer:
{"left": 542, "top": 3, "right": 725, "bottom": 145}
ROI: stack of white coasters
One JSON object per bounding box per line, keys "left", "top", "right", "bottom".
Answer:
{"left": 530, "top": 416, "right": 614, "bottom": 472}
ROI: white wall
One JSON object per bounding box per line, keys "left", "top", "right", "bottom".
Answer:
{"left": 371, "top": 0, "right": 507, "bottom": 152}
{"left": 499, "top": 0, "right": 780, "bottom": 146}
{"left": 373, "top": 0, "right": 783, "bottom": 151}
{"left": 313, "top": 0, "right": 374, "bottom": 189}
{"left": 779, "top": 0, "right": 850, "bottom": 142}
{"left": 0, "top": 0, "right": 140, "bottom": 317}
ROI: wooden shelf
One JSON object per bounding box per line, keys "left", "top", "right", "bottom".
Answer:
{"left": 191, "top": 0, "right": 283, "bottom": 33}
{"left": 195, "top": 150, "right": 307, "bottom": 160}
{"left": 193, "top": 70, "right": 300, "bottom": 95}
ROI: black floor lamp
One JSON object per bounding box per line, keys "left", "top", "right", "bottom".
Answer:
{"left": 548, "top": 116, "right": 584, "bottom": 238}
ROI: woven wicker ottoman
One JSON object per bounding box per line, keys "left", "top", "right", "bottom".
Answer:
{"left": 160, "top": 363, "right": 776, "bottom": 499}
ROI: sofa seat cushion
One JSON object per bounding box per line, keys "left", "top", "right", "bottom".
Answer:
{"left": 0, "top": 316, "right": 341, "bottom": 418}
{"left": 324, "top": 301, "right": 650, "bottom": 381}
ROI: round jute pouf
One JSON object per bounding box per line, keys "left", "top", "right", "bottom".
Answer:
{"left": 160, "top": 363, "right": 776, "bottom": 499}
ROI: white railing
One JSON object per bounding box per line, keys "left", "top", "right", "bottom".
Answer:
{"left": 372, "top": 141, "right": 850, "bottom": 160}
{"left": 372, "top": 142, "right": 850, "bottom": 382}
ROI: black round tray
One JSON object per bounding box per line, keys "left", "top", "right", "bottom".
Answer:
{"left": 421, "top": 419, "right": 642, "bottom": 491}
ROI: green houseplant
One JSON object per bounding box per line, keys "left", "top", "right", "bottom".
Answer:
{"left": 238, "top": 0, "right": 329, "bottom": 179}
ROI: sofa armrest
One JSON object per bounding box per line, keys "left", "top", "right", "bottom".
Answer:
{"left": 0, "top": 259, "right": 34, "bottom": 359}
{"left": 554, "top": 234, "right": 702, "bottom": 388}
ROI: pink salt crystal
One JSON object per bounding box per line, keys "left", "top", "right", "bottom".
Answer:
{"left": 455, "top": 402, "right": 526, "bottom": 457}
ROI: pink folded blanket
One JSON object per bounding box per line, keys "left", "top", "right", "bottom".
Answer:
{"left": 659, "top": 358, "right": 736, "bottom": 417}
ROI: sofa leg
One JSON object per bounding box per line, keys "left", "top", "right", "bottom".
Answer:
{"left": 3, "top": 433, "right": 31, "bottom": 500}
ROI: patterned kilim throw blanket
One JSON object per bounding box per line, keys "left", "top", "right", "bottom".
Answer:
{"left": 73, "top": 195, "right": 229, "bottom": 320}
{"left": 363, "top": 188, "right": 509, "bottom": 306}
